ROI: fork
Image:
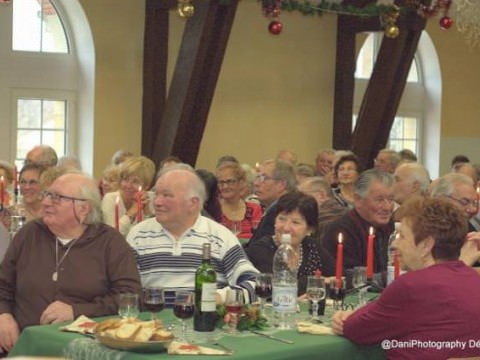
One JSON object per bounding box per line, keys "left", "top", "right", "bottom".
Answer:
{"left": 212, "top": 341, "right": 234, "bottom": 354}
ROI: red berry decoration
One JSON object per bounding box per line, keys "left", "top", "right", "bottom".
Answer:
{"left": 439, "top": 16, "right": 453, "bottom": 30}
{"left": 268, "top": 20, "right": 283, "bottom": 35}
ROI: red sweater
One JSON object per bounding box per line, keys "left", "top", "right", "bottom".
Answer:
{"left": 344, "top": 261, "right": 480, "bottom": 360}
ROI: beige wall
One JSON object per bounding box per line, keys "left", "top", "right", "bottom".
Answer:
{"left": 81, "top": 1, "right": 480, "bottom": 177}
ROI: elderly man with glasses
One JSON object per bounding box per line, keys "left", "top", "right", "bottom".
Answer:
{"left": 247, "top": 159, "right": 297, "bottom": 246}
{"left": 0, "top": 172, "right": 141, "bottom": 352}
{"left": 430, "top": 173, "right": 480, "bottom": 271}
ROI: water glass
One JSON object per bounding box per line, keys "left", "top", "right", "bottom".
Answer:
{"left": 352, "top": 266, "right": 367, "bottom": 307}
{"left": 118, "top": 293, "right": 139, "bottom": 319}
{"left": 306, "top": 276, "right": 326, "bottom": 322}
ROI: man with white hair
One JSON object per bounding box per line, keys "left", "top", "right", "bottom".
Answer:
{"left": 392, "top": 162, "right": 430, "bottom": 205}
{"left": 373, "top": 149, "right": 400, "bottom": 174}
{"left": 127, "top": 165, "right": 259, "bottom": 305}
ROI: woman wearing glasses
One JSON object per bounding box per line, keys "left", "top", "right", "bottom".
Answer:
{"left": 101, "top": 156, "right": 156, "bottom": 236}
{"left": 216, "top": 162, "right": 262, "bottom": 241}
{"left": 14, "top": 163, "right": 46, "bottom": 222}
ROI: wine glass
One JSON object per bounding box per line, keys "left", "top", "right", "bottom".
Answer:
{"left": 306, "top": 276, "right": 326, "bottom": 322}
{"left": 352, "top": 266, "right": 367, "bottom": 307}
{"left": 225, "top": 288, "right": 244, "bottom": 334}
{"left": 142, "top": 287, "right": 165, "bottom": 323}
{"left": 329, "top": 277, "right": 346, "bottom": 310}
{"left": 118, "top": 293, "right": 140, "bottom": 320}
{"left": 254, "top": 273, "right": 272, "bottom": 315}
{"left": 173, "top": 291, "right": 195, "bottom": 341}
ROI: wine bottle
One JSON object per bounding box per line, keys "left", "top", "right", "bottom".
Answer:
{"left": 194, "top": 242, "right": 217, "bottom": 332}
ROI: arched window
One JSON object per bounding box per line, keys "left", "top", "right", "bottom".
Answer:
{"left": 0, "top": 0, "right": 94, "bottom": 171}
{"left": 354, "top": 32, "right": 441, "bottom": 177}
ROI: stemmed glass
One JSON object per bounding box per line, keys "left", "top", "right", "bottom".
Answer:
{"left": 352, "top": 266, "right": 367, "bottom": 307}
{"left": 254, "top": 273, "right": 272, "bottom": 315}
{"left": 143, "top": 287, "right": 165, "bottom": 323}
{"left": 329, "top": 277, "right": 346, "bottom": 310}
{"left": 306, "top": 276, "right": 326, "bottom": 322}
{"left": 173, "top": 291, "right": 195, "bottom": 341}
{"left": 225, "top": 289, "right": 244, "bottom": 334}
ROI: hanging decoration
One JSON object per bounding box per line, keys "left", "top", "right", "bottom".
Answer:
{"left": 381, "top": 6, "right": 400, "bottom": 38}
{"left": 177, "top": 0, "right": 195, "bottom": 19}
{"left": 262, "top": 0, "right": 284, "bottom": 35}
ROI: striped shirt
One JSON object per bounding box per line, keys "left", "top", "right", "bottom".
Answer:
{"left": 126, "top": 215, "right": 259, "bottom": 305}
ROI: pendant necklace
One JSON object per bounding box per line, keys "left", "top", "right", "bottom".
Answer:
{"left": 52, "top": 237, "right": 78, "bottom": 282}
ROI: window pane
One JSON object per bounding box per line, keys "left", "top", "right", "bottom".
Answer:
{"left": 16, "top": 98, "right": 67, "bottom": 162}
{"left": 12, "top": 0, "right": 68, "bottom": 53}
{"left": 43, "top": 100, "right": 66, "bottom": 129}
{"left": 12, "top": 0, "right": 42, "bottom": 52}
{"left": 41, "top": 0, "right": 68, "bottom": 53}
{"left": 41, "top": 130, "right": 65, "bottom": 155}
{"left": 355, "top": 35, "right": 374, "bottom": 79}
{"left": 16, "top": 130, "right": 41, "bottom": 158}
{"left": 18, "top": 99, "right": 41, "bottom": 128}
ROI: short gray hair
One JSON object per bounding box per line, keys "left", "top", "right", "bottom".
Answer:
{"left": 378, "top": 149, "right": 401, "bottom": 169}
{"left": 430, "top": 173, "right": 474, "bottom": 198}
{"left": 355, "top": 169, "right": 394, "bottom": 199}
{"left": 77, "top": 174, "right": 103, "bottom": 224}
{"left": 158, "top": 164, "right": 207, "bottom": 208}
{"left": 396, "top": 162, "right": 431, "bottom": 195}
{"left": 299, "top": 176, "right": 333, "bottom": 199}
{"left": 269, "top": 159, "right": 297, "bottom": 192}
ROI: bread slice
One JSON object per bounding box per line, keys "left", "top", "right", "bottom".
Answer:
{"left": 115, "top": 323, "right": 141, "bottom": 340}
{"left": 134, "top": 325, "right": 155, "bottom": 342}
{"left": 150, "top": 329, "right": 174, "bottom": 341}
{"left": 94, "top": 318, "right": 122, "bottom": 333}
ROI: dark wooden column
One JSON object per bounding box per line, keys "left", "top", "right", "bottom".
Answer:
{"left": 148, "top": 0, "right": 239, "bottom": 167}
{"left": 141, "top": 0, "right": 173, "bottom": 157}
{"left": 351, "top": 14, "right": 426, "bottom": 168}
{"left": 333, "top": 0, "right": 427, "bottom": 168}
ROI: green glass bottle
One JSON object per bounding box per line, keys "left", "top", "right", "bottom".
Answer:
{"left": 193, "top": 243, "right": 217, "bottom": 332}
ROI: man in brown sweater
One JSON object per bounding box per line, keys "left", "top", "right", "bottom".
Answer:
{"left": 0, "top": 172, "right": 141, "bottom": 352}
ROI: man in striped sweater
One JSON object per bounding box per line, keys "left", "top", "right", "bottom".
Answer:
{"left": 127, "top": 165, "right": 259, "bottom": 306}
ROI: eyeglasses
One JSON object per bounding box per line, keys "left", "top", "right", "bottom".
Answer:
{"left": 255, "top": 174, "right": 277, "bottom": 183}
{"left": 121, "top": 176, "right": 143, "bottom": 187}
{"left": 41, "top": 190, "right": 87, "bottom": 204}
{"left": 446, "top": 195, "right": 478, "bottom": 209}
{"left": 218, "top": 179, "right": 238, "bottom": 186}
{"left": 19, "top": 179, "right": 40, "bottom": 186}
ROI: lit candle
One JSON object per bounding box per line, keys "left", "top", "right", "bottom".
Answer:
{"left": 114, "top": 196, "right": 120, "bottom": 231}
{"left": 393, "top": 250, "right": 400, "bottom": 279}
{"left": 0, "top": 175, "right": 4, "bottom": 209}
{"left": 366, "top": 226, "right": 375, "bottom": 280}
{"left": 136, "top": 186, "right": 143, "bottom": 223}
{"left": 335, "top": 233, "right": 343, "bottom": 289}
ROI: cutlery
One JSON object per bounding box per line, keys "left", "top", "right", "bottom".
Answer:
{"left": 249, "top": 330, "right": 294, "bottom": 344}
{"left": 212, "top": 342, "right": 234, "bottom": 354}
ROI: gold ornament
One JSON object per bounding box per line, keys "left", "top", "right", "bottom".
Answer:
{"left": 385, "top": 24, "right": 400, "bottom": 38}
{"left": 177, "top": 0, "right": 194, "bottom": 19}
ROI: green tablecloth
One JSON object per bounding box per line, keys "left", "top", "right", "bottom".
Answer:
{"left": 9, "top": 309, "right": 385, "bottom": 360}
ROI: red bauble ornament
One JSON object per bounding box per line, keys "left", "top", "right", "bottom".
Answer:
{"left": 439, "top": 16, "right": 453, "bottom": 30}
{"left": 268, "top": 20, "right": 283, "bottom": 35}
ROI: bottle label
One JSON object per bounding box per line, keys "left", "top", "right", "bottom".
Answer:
{"left": 272, "top": 285, "right": 296, "bottom": 312}
{"left": 200, "top": 283, "right": 216, "bottom": 312}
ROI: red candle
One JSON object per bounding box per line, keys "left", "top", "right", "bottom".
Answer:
{"left": 394, "top": 250, "right": 400, "bottom": 279}
{"left": 136, "top": 186, "right": 143, "bottom": 223}
{"left": 114, "top": 196, "right": 120, "bottom": 231}
{"left": 335, "top": 233, "right": 343, "bottom": 289}
{"left": 366, "top": 226, "right": 375, "bottom": 280}
{"left": 0, "top": 176, "right": 4, "bottom": 207}
{"left": 13, "top": 165, "right": 18, "bottom": 189}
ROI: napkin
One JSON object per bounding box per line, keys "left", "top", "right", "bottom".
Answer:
{"left": 168, "top": 341, "right": 231, "bottom": 355}
{"left": 297, "top": 321, "right": 334, "bottom": 335}
{"left": 60, "top": 315, "right": 97, "bottom": 334}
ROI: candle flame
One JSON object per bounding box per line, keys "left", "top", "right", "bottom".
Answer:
{"left": 477, "top": 186, "right": 480, "bottom": 194}
{"left": 115, "top": 195, "right": 120, "bottom": 204}
{"left": 369, "top": 226, "right": 374, "bottom": 235}
{"left": 338, "top": 232, "right": 343, "bottom": 244}
{"left": 138, "top": 185, "right": 142, "bottom": 192}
